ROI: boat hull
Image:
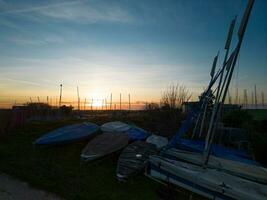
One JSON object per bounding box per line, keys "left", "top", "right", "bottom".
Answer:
{"left": 81, "top": 133, "right": 129, "bottom": 161}
{"left": 146, "top": 156, "right": 267, "bottom": 200}
{"left": 33, "top": 122, "right": 99, "bottom": 146}
{"left": 116, "top": 141, "right": 157, "bottom": 181}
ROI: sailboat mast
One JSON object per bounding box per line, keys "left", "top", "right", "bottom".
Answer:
{"left": 77, "top": 86, "right": 80, "bottom": 111}
{"left": 59, "top": 84, "right": 62, "bottom": 107}
{"left": 203, "top": 0, "right": 255, "bottom": 165}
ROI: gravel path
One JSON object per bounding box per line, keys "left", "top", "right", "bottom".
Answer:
{"left": 0, "top": 173, "right": 63, "bottom": 200}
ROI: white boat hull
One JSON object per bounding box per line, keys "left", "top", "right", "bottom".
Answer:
{"left": 146, "top": 155, "right": 267, "bottom": 200}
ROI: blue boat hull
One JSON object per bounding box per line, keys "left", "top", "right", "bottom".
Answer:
{"left": 126, "top": 126, "right": 150, "bottom": 141}
{"left": 34, "top": 122, "right": 99, "bottom": 145}
{"left": 166, "top": 138, "right": 258, "bottom": 165}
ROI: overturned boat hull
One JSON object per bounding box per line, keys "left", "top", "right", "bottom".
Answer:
{"left": 33, "top": 122, "right": 99, "bottom": 146}
{"left": 116, "top": 141, "right": 157, "bottom": 181}
{"left": 101, "top": 121, "right": 150, "bottom": 141}
{"left": 81, "top": 133, "right": 129, "bottom": 161}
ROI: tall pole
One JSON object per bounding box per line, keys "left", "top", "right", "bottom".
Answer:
{"left": 110, "top": 93, "right": 112, "bottom": 110}
{"left": 251, "top": 91, "right": 254, "bottom": 107}
{"left": 120, "top": 93, "right": 122, "bottom": 110}
{"left": 30, "top": 97, "right": 32, "bottom": 103}
{"left": 203, "top": 0, "right": 255, "bottom": 165}
{"left": 244, "top": 89, "right": 248, "bottom": 108}
{"left": 59, "top": 84, "right": 62, "bottom": 107}
{"left": 228, "top": 91, "right": 232, "bottom": 104}
{"left": 77, "top": 86, "right": 80, "bottom": 111}
{"left": 37, "top": 96, "right": 40, "bottom": 103}
{"left": 102, "top": 99, "right": 104, "bottom": 110}
{"left": 262, "top": 92, "right": 265, "bottom": 108}
{"left": 128, "top": 93, "right": 131, "bottom": 110}
{"left": 235, "top": 87, "right": 239, "bottom": 104}
{"left": 254, "top": 85, "right": 257, "bottom": 108}
{"left": 105, "top": 98, "right": 107, "bottom": 110}
{"left": 91, "top": 99, "right": 93, "bottom": 110}
{"left": 47, "top": 96, "right": 49, "bottom": 105}
{"left": 84, "top": 98, "right": 86, "bottom": 110}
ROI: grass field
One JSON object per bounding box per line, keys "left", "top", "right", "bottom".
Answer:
{"left": 0, "top": 119, "right": 162, "bottom": 200}
{"left": 246, "top": 109, "right": 267, "bottom": 121}
{"left": 0, "top": 118, "right": 206, "bottom": 200}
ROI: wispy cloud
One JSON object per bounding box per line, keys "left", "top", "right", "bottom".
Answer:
{"left": 0, "top": 1, "right": 83, "bottom": 15}
{"left": 0, "top": 0, "right": 134, "bottom": 24}
{"left": 0, "top": 77, "right": 44, "bottom": 87}
{"left": 8, "top": 34, "right": 64, "bottom": 46}
{"left": 0, "top": 18, "right": 19, "bottom": 29}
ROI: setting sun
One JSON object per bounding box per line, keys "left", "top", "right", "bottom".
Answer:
{"left": 92, "top": 99, "right": 103, "bottom": 108}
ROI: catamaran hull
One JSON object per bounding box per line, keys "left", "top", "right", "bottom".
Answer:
{"left": 146, "top": 156, "right": 267, "bottom": 200}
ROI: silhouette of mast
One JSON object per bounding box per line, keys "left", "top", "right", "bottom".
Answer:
{"left": 128, "top": 93, "right": 131, "bottom": 110}
{"left": 254, "top": 85, "right": 257, "bottom": 108}
{"left": 262, "top": 92, "right": 265, "bottom": 108}
{"left": 77, "top": 86, "right": 80, "bottom": 111}
{"left": 59, "top": 84, "right": 62, "bottom": 107}
{"left": 120, "top": 93, "right": 122, "bottom": 110}
{"left": 110, "top": 93, "right": 112, "bottom": 110}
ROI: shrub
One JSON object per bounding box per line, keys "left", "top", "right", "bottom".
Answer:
{"left": 60, "top": 105, "right": 73, "bottom": 115}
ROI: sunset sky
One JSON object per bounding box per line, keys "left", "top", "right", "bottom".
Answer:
{"left": 0, "top": 0, "right": 266, "bottom": 108}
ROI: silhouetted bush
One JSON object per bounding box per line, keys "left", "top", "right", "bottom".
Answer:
{"left": 60, "top": 105, "right": 73, "bottom": 115}
{"left": 160, "top": 83, "right": 192, "bottom": 109}
{"left": 144, "top": 103, "right": 160, "bottom": 111}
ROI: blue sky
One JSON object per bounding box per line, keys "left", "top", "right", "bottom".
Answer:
{"left": 0, "top": 0, "right": 266, "bottom": 105}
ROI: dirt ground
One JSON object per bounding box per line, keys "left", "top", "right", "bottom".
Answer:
{"left": 0, "top": 173, "right": 63, "bottom": 200}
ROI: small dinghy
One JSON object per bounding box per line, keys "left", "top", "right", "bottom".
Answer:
{"left": 101, "top": 121, "right": 131, "bottom": 132}
{"left": 101, "top": 121, "right": 150, "bottom": 141}
{"left": 81, "top": 133, "right": 129, "bottom": 161}
{"left": 33, "top": 122, "right": 99, "bottom": 146}
{"left": 146, "top": 134, "right": 168, "bottom": 149}
{"left": 116, "top": 141, "right": 158, "bottom": 181}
